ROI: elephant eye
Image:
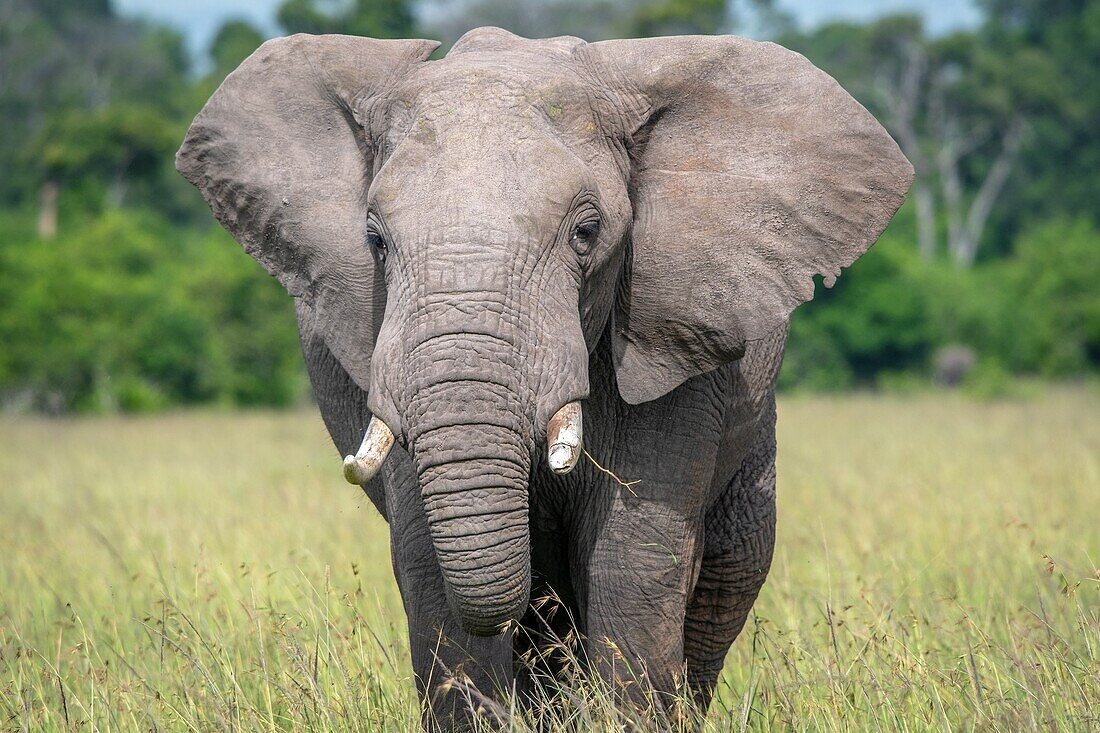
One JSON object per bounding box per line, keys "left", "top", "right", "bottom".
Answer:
{"left": 571, "top": 220, "right": 600, "bottom": 254}
{"left": 367, "top": 229, "right": 388, "bottom": 265}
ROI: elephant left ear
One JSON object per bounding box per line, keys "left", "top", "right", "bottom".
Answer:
{"left": 579, "top": 36, "right": 913, "bottom": 404}
{"left": 176, "top": 34, "right": 439, "bottom": 393}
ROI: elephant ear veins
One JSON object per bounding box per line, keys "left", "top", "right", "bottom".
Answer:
{"left": 579, "top": 36, "right": 913, "bottom": 405}
{"left": 176, "top": 34, "right": 438, "bottom": 393}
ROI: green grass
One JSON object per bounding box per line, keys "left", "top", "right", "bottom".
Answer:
{"left": 2, "top": 390, "right": 1098, "bottom": 731}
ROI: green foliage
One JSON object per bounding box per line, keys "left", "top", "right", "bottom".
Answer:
{"left": 963, "top": 357, "right": 1018, "bottom": 398}
{"left": 782, "top": 215, "right": 938, "bottom": 390}
{"left": 0, "top": 210, "right": 303, "bottom": 412}
{"left": 775, "top": 0, "right": 1100, "bottom": 389}
{"left": 1, "top": 0, "right": 1099, "bottom": 411}
{"left": 36, "top": 102, "right": 183, "bottom": 208}
{"left": 277, "top": 0, "right": 417, "bottom": 38}
{"left": 628, "top": 0, "right": 728, "bottom": 36}
{"left": 208, "top": 20, "right": 266, "bottom": 78}
{"left": 1002, "top": 216, "right": 1100, "bottom": 373}
{"left": 785, "top": 212, "right": 1100, "bottom": 390}
{"left": 979, "top": 0, "right": 1100, "bottom": 235}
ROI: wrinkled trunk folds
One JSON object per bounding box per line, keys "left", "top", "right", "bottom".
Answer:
{"left": 404, "top": 340, "right": 533, "bottom": 636}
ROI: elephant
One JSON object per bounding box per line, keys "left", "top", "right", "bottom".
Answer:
{"left": 177, "top": 26, "right": 912, "bottom": 729}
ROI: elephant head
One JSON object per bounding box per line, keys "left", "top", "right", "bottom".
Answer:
{"left": 177, "top": 28, "right": 911, "bottom": 636}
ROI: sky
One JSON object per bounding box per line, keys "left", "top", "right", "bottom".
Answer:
{"left": 116, "top": 0, "right": 982, "bottom": 61}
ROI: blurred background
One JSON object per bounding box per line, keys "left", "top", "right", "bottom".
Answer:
{"left": 1, "top": 0, "right": 1097, "bottom": 413}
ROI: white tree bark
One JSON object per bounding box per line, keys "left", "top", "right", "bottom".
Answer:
{"left": 876, "top": 41, "right": 1026, "bottom": 268}
{"left": 952, "top": 117, "right": 1026, "bottom": 266}
{"left": 878, "top": 43, "right": 937, "bottom": 260}
{"left": 36, "top": 180, "right": 58, "bottom": 240}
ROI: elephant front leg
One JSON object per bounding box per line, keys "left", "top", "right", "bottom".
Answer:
{"left": 581, "top": 500, "right": 703, "bottom": 712}
{"left": 385, "top": 456, "right": 514, "bottom": 731}
{"left": 683, "top": 408, "right": 777, "bottom": 712}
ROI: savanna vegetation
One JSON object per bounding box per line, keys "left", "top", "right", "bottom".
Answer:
{"left": 1, "top": 0, "right": 1098, "bottom": 413}
{"left": 2, "top": 393, "right": 1097, "bottom": 729}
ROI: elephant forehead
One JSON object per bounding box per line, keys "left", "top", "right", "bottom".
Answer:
{"left": 373, "top": 64, "right": 602, "bottom": 216}
{"left": 371, "top": 135, "right": 592, "bottom": 236}
{"left": 368, "top": 47, "right": 628, "bottom": 244}
{"left": 388, "top": 54, "right": 597, "bottom": 134}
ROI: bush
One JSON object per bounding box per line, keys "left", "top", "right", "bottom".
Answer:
{"left": 2, "top": 205, "right": 1096, "bottom": 412}
{"left": 0, "top": 208, "right": 304, "bottom": 412}
{"left": 781, "top": 214, "right": 1100, "bottom": 392}
{"left": 1003, "top": 216, "right": 1100, "bottom": 375}
{"left": 963, "top": 358, "right": 1015, "bottom": 399}
{"left": 782, "top": 221, "right": 938, "bottom": 389}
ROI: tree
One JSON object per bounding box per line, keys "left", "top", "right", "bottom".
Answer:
{"left": 35, "top": 102, "right": 181, "bottom": 209}
{"left": 277, "top": 0, "right": 417, "bottom": 38}
{"left": 0, "top": 0, "right": 189, "bottom": 229}
{"left": 209, "top": 20, "right": 265, "bottom": 79}
{"left": 975, "top": 0, "right": 1100, "bottom": 237}
{"left": 0, "top": 209, "right": 304, "bottom": 412}
{"left": 420, "top": 0, "right": 779, "bottom": 46}
{"left": 630, "top": 0, "right": 728, "bottom": 36}
{"left": 786, "top": 15, "right": 1056, "bottom": 266}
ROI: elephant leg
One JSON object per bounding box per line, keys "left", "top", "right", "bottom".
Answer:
{"left": 514, "top": 524, "right": 582, "bottom": 705}
{"left": 385, "top": 454, "right": 514, "bottom": 732}
{"left": 581, "top": 499, "right": 703, "bottom": 712}
{"left": 568, "top": 367, "right": 729, "bottom": 716}
{"left": 683, "top": 405, "right": 777, "bottom": 712}
{"left": 512, "top": 585, "right": 578, "bottom": 713}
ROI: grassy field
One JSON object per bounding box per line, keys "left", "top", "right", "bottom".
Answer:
{"left": 1, "top": 390, "right": 1098, "bottom": 731}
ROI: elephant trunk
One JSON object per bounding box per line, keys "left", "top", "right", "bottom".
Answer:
{"left": 406, "top": 373, "right": 533, "bottom": 637}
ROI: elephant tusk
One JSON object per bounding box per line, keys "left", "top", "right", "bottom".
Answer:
{"left": 343, "top": 416, "right": 395, "bottom": 485}
{"left": 547, "top": 401, "right": 583, "bottom": 475}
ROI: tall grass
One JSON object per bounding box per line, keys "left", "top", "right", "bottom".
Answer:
{"left": 1, "top": 390, "right": 1097, "bottom": 730}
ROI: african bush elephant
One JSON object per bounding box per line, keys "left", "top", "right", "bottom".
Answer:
{"left": 178, "top": 27, "right": 911, "bottom": 728}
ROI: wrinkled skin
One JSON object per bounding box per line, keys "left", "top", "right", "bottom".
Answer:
{"left": 178, "top": 27, "right": 912, "bottom": 730}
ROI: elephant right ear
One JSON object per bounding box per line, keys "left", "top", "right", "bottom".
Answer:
{"left": 580, "top": 36, "right": 913, "bottom": 405}
{"left": 176, "top": 34, "right": 439, "bottom": 391}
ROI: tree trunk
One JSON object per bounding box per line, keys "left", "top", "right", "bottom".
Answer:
{"left": 881, "top": 43, "right": 937, "bottom": 260}
{"left": 952, "top": 118, "right": 1026, "bottom": 267}
{"left": 37, "top": 180, "right": 58, "bottom": 239}
{"left": 914, "top": 181, "right": 937, "bottom": 260}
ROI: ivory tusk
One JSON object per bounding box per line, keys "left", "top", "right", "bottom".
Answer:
{"left": 547, "top": 401, "right": 583, "bottom": 475}
{"left": 343, "top": 416, "right": 395, "bottom": 485}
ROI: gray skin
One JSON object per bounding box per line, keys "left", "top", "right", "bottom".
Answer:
{"left": 178, "top": 27, "right": 912, "bottom": 729}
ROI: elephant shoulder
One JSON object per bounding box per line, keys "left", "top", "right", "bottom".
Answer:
{"left": 736, "top": 321, "right": 790, "bottom": 402}
{"left": 712, "top": 321, "right": 788, "bottom": 481}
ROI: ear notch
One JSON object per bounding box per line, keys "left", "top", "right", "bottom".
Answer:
{"left": 176, "top": 34, "right": 438, "bottom": 392}
{"left": 580, "top": 36, "right": 914, "bottom": 404}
